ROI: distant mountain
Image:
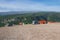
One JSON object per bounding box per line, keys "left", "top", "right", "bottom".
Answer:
{"left": 0, "top": 11, "right": 25, "bottom": 15}
{"left": 0, "top": 11, "right": 60, "bottom": 16}
{"left": 0, "top": 11, "right": 37, "bottom": 16}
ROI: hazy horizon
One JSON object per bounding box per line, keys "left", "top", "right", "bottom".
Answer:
{"left": 0, "top": 0, "right": 60, "bottom": 12}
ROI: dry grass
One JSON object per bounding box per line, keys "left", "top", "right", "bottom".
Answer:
{"left": 0, "top": 23, "right": 60, "bottom": 40}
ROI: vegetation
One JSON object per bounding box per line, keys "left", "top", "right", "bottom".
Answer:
{"left": 0, "top": 22, "right": 5, "bottom": 27}
{"left": 0, "top": 12, "right": 60, "bottom": 27}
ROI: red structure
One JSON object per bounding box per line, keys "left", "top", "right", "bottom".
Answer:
{"left": 38, "top": 20, "right": 46, "bottom": 24}
{"left": 34, "top": 16, "right": 47, "bottom": 24}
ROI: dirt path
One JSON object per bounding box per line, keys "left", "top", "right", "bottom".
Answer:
{"left": 0, "top": 24, "right": 60, "bottom": 40}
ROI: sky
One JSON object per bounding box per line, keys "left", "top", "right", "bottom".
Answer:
{"left": 0, "top": 0, "right": 60, "bottom": 12}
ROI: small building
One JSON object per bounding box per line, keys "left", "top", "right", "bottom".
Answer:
{"left": 38, "top": 20, "right": 47, "bottom": 24}
{"left": 19, "top": 22, "right": 23, "bottom": 25}
{"left": 32, "top": 16, "right": 48, "bottom": 24}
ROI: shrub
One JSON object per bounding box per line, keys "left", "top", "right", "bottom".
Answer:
{"left": 0, "top": 22, "right": 5, "bottom": 27}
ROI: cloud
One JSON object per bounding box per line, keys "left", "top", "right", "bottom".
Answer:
{"left": 0, "top": 0, "right": 60, "bottom": 12}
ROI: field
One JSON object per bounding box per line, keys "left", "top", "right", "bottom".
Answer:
{"left": 0, "top": 23, "right": 60, "bottom": 40}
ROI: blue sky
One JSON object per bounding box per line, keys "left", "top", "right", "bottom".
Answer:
{"left": 0, "top": 0, "right": 60, "bottom": 12}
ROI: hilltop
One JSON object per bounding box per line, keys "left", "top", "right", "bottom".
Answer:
{"left": 0, "top": 11, "right": 60, "bottom": 27}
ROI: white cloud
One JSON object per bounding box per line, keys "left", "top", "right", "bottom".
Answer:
{"left": 0, "top": 1, "right": 60, "bottom": 12}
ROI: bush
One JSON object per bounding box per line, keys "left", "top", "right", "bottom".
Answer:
{"left": 0, "top": 22, "right": 5, "bottom": 27}
{"left": 8, "top": 22, "right": 13, "bottom": 26}
{"left": 8, "top": 21, "right": 21, "bottom": 26}
{"left": 13, "top": 21, "right": 20, "bottom": 25}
